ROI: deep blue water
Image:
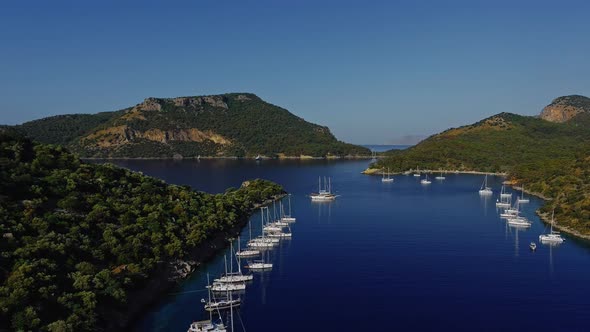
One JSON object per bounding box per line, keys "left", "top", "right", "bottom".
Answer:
{"left": 99, "top": 159, "right": 590, "bottom": 332}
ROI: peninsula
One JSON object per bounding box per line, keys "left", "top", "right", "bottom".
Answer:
{"left": 366, "top": 95, "right": 590, "bottom": 238}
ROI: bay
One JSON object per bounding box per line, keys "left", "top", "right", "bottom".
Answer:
{"left": 99, "top": 159, "right": 590, "bottom": 332}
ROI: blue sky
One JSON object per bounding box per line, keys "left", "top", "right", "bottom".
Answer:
{"left": 1, "top": 0, "right": 589, "bottom": 144}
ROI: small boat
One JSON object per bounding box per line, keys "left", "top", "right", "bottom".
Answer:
{"left": 529, "top": 242, "right": 537, "bottom": 251}
{"left": 381, "top": 168, "right": 394, "bottom": 183}
{"left": 413, "top": 166, "right": 421, "bottom": 177}
{"left": 478, "top": 175, "right": 493, "bottom": 195}
{"left": 255, "top": 154, "right": 262, "bottom": 161}
{"left": 435, "top": 170, "right": 445, "bottom": 180}
{"left": 539, "top": 210, "right": 565, "bottom": 244}
{"left": 310, "top": 176, "right": 337, "bottom": 201}
{"left": 518, "top": 184, "right": 530, "bottom": 203}
{"left": 420, "top": 174, "right": 431, "bottom": 184}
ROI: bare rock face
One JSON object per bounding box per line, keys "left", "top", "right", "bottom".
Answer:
{"left": 139, "top": 98, "right": 162, "bottom": 111}
{"left": 540, "top": 95, "right": 590, "bottom": 123}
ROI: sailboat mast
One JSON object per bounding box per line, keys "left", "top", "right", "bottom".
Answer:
{"left": 207, "top": 273, "right": 212, "bottom": 321}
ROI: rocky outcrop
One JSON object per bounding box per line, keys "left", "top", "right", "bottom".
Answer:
{"left": 540, "top": 95, "right": 590, "bottom": 123}
{"left": 82, "top": 126, "right": 231, "bottom": 148}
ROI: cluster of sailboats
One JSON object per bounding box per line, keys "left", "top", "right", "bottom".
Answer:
{"left": 478, "top": 175, "right": 565, "bottom": 250}
{"left": 382, "top": 167, "right": 447, "bottom": 185}
{"left": 188, "top": 195, "right": 297, "bottom": 332}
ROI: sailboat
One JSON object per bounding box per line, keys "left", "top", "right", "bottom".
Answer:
{"left": 413, "top": 166, "right": 421, "bottom": 177}
{"left": 539, "top": 209, "right": 565, "bottom": 243}
{"left": 420, "top": 174, "right": 431, "bottom": 184}
{"left": 208, "top": 255, "right": 246, "bottom": 292}
{"left": 495, "top": 185, "right": 512, "bottom": 208}
{"left": 280, "top": 194, "right": 296, "bottom": 223}
{"left": 235, "top": 226, "right": 260, "bottom": 258}
{"left": 246, "top": 246, "right": 273, "bottom": 271}
{"left": 248, "top": 207, "right": 278, "bottom": 248}
{"left": 189, "top": 273, "right": 228, "bottom": 332}
{"left": 478, "top": 175, "right": 493, "bottom": 195}
{"left": 381, "top": 168, "right": 394, "bottom": 183}
{"left": 507, "top": 200, "right": 532, "bottom": 228}
{"left": 214, "top": 241, "right": 253, "bottom": 283}
{"left": 435, "top": 170, "right": 445, "bottom": 180}
{"left": 203, "top": 273, "right": 241, "bottom": 312}
{"left": 310, "top": 176, "right": 337, "bottom": 201}
{"left": 517, "top": 184, "right": 530, "bottom": 203}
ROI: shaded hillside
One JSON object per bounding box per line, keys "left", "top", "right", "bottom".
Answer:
{"left": 370, "top": 97, "right": 590, "bottom": 237}
{"left": 0, "top": 130, "right": 284, "bottom": 331}
{"left": 15, "top": 93, "right": 369, "bottom": 158}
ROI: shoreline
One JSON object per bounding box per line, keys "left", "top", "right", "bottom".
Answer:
{"left": 118, "top": 194, "right": 286, "bottom": 330}
{"left": 362, "top": 167, "right": 508, "bottom": 176}
{"left": 82, "top": 155, "right": 377, "bottom": 161}
{"left": 363, "top": 167, "right": 590, "bottom": 241}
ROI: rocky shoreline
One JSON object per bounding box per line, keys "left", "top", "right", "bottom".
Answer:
{"left": 114, "top": 194, "right": 285, "bottom": 330}
{"left": 362, "top": 167, "right": 508, "bottom": 176}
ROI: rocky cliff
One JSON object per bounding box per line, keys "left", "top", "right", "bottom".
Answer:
{"left": 539, "top": 95, "right": 590, "bottom": 123}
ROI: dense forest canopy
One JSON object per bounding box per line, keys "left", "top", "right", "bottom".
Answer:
{"left": 0, "top": 130, "right": 284, "bottom": 331}
{"left": 372, "top": 112, "right": 590, "bottom": 236}
{"left": 13, "top": 93, "right": 370, "bottom": 158}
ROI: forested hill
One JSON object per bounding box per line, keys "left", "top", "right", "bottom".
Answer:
{"left": 369, "top": 96, "right": 590, "bottom": 237}
{"left": 0, "top": 130, "right": 284, "bottom": 331}
{"left": 14, "top": 93, "right": 370, "bottom": 158}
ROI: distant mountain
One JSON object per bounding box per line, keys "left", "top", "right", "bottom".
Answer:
{"left": 539, "top": 95, "right": 590, "bottom": 123}
{"left": 15, "top": 93, "right": 369, "bottom": 158}
{"left": 370, "top": 95, "right": 590, "bottom": 238}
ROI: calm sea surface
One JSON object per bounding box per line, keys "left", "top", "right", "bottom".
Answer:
{"left": 97, "top": 159, "right": 590, "bottom": 332}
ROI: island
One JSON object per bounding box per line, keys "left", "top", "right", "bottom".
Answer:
{"left": 13, "top": 93, "right": 370, "bottom": 159}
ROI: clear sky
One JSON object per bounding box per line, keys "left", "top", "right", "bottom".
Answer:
{"left": 1, "top": 0, "right": 589, "bottom": 144}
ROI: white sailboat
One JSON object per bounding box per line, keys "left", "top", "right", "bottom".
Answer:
{"left": 539, "top": 210, "right": 565, "bottom": 244}
{"left": 246, "top": 247, "right": 273, "bottom": 271}
{"left": 517, "top": 184, "right": 530, "bottom": 203}
{"left": 420, "top": 174, "right": 431, "bottom": 184}
{"left": 248, "top": 207, "right": 278, "bottom": 249}
{"left": 310, "top": 176, "right": 337, "bottom": 201}
{"left": 209, "top": 255, "right": 246, "bottom": 292}
{"left": 280, "top": 194, "right": 296, "bottom": 223}
{"left": 189, "top": 274, "right": 228, "bottom": 332}
{"left": 435, "top": 170, "right": 445, "bottom": 180}
{"left": 478, "top": 175, "right": 493, "bottom": 195}
{"left": 381, "top": 168, "right": 394, "bottom": 183}
{"left": 235, "top": 225, "right": 260, "bottom": 258}
{"left": 203, "top": 273, "right": 241, "bottom": 311}
{"left": 495, "top": 185, "right": 512, "bottom": 208}
{"left": 214, "top": 241, "right": 253, "bottom": 283}
{"left": 507, "top": 201, "right": 531, "bottom": 228}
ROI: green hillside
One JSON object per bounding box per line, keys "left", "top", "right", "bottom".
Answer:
{"left": 371, "top": 107, "right": 590, "bottom": 237}
{"left": 0, "top": 130, "right": 284, "bottom": 331}
{"left": 15, "top": 93, "right": 369, "bottom": 158}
